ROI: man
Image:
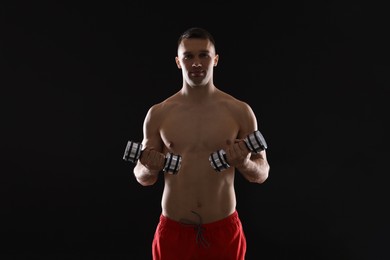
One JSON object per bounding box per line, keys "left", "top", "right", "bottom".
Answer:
{"left": 133, "top": 27, "right": 270, "bottom": 260}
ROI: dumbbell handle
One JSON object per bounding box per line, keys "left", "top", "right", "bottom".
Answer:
{"left": 123, "top": 141, "right": 182, "bottom": 174}
{"left": 209, "top": 130, "right": 268, "bottom": 172}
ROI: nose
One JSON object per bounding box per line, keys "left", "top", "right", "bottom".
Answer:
{"left": 192, "top": 59, "right": 202, "bottom": 67}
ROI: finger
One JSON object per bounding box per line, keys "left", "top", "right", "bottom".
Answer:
{"left": 237, "top": 141, "right": 250, "bottom": 153}
{"left": 148, "top": 150, "right": 160, "bottom": 164}
{"left": 231, "top": 141, "right": 245, "bottom": 154}
{"left": 231, "top": 143, "right": 240, "bottom": 156}
{"left": 139, "top": 149, "right": 150, "bottom": 165}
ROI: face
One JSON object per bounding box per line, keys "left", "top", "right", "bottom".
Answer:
{"left": 175, "top": 38, "right": 219, "bottom": 87}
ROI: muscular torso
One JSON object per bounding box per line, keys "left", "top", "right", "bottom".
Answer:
{"left": 152, "top": 91, "right": 248, "bottom": 223}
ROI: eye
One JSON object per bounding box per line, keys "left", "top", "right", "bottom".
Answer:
{"left": 183, "top": 54, "right": 193, "bottom": 60}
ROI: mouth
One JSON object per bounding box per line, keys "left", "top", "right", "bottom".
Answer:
{"left": 189, "top": 70, "right": 205, "bottom": 77}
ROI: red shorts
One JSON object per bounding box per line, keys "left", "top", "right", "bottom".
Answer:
{"left": 152, "top": 210, "right": 246, "bottom": 260}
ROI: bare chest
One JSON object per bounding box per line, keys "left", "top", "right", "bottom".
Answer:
{"left": 160, "top": 107, "right": 239, "bottom": 153}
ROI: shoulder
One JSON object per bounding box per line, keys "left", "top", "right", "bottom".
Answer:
{"left": 217, "top": 90, "right": 258, "bottom": 136}
{"left": 218, "top": 90, "right": 254, "bottom": 114}
{"left": 146, "top": 93, "right": 181, "bottom": 118}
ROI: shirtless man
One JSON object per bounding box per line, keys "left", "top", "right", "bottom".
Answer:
{"left": 133, "top": 27, "right": 270, "bottom": 260}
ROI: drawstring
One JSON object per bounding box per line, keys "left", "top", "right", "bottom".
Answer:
{"left": 179, "top": 211, "right": 210, "bottom": 248}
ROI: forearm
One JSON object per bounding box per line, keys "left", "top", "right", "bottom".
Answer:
{"left": 236, "top": 158, "right": 270, "bottom": 184}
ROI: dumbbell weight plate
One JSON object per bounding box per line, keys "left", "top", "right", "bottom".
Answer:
{"left": 244, "top": 130, "right": 268, "bottom": 154}
{"left": 123, "top": 141, "right": 142, "bottom": 163}
{"left": 163, "top": 153, "right": 182, "bottom": 174}
{"left": 209, "top": 149, "right": 230, "bottom": 172}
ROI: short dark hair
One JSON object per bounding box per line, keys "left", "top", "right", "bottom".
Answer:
{"left": 177, "top": 27, "right": 216, "bottom": 50}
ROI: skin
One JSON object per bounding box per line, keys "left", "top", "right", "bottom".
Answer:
{"left": 133, "top": 37, "right": 270, "bottom": 224}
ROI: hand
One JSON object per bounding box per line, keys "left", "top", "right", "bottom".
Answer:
{"left": 224, "top": 139, "right": 251, "bottom": 168}
{"left": 139, "top": 148, "right": 166, "bottom": 172}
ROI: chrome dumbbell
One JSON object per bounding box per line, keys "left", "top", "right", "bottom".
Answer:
{"left": 209, "top": 130, "right": 268, "bottom": 172}
{"left": 123, "top": 140, "right": 182, "bottom": 174}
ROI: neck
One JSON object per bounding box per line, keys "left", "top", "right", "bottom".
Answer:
{"left": 180, "top": 83, "right": 217, "bottom": 103}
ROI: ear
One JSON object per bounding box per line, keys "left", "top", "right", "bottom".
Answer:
{"left": 175, "top": 57, "right": 181, "bottom": 69}
{"left": 213, "top": 54, "right": 219, "bottom": 67}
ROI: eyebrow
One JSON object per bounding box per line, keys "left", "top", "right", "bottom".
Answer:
{"left": 182, "top": 50, "right": 210, "bottom": 55}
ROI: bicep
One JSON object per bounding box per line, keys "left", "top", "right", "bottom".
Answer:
{"left": 141, "top": 106, "right": 164, "bottom": 152}
{"left": 238, "top": 102, "right": 259, "bottom": 139}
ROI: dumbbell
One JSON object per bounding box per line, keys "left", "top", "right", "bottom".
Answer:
{"left": 209, "top": 130, "right": 268, "bottom": 172}
{"left": 123, "top": 140, "right": 182, "bottom": 174}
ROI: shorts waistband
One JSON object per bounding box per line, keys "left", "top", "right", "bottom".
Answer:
{"left": 159, "top": 210, "right": 239, "bottom": 230}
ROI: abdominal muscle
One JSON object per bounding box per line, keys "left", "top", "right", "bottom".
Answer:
{"left": 161, "top": 151, "right": 237, "bottom": 224}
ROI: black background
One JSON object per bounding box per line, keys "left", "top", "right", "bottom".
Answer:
{"left": 2, "top": 1, "right": 389, "bottom": 259}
